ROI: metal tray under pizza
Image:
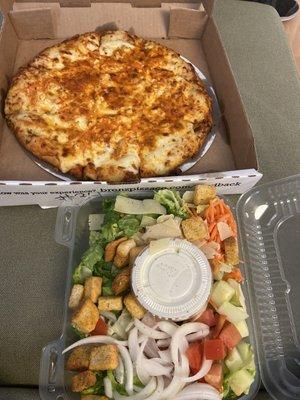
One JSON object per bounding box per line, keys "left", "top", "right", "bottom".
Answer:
{"left": 32, "top": 57, "right": 221, "bottom": 182}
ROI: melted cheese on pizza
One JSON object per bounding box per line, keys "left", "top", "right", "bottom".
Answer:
{"left": 5, "top": 31, "right": 212, "bottom": 181}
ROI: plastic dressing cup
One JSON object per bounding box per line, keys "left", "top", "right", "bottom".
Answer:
{"left": 132, "top": 238, "right": 212, "bottom": 321}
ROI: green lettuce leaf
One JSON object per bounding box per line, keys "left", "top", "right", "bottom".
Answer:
{"left": 107, "top": 370, "right": 127, "bottom": 395}
{"left": 154, "top": 189, "right": 188, "bottom": 219}
{"left": 117, "top": 215, "right": 141, "bottom": 237}
{"left": 81, "top": 372, "right": 105, "bottom": 396}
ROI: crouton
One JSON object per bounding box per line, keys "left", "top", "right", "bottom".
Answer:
{"left": 69, "top": 284, "right": 84, "bottom": 309}
{"left": 112, "top": 267, "right": 131, "bottom": 295}
{"left": 81, "top": 396, "right": 108, "bottom": 400}
{"left": 72, "top": 299, "right": 99, "bottom": 334}
{"left": 98, "top": 296, "right": 123, "bottom": 311}
{"left": 224, "top": 237, "right": 239, "bottom": 265}
{"left": 209, "top": 259, "right": 223, "bottom": 281}
{"left": 89, "top": 344, "right": 119, "bottom": 371}
{"left": 129, "top": 246, "right": 145, "bottom": 265}
{"left": 181, "top": 216, "right": 208, "bottom": 242}
{"left": 105, "top": 237, "right": 127, "bottom": 262}
{"left": 114, "top": 239, "right": 136, "bottom": 268}
{"left": 194, "top": 185, "right": 216, "bottom": 205}
{"left": 66, "top": 345, "right": 91, "bottom": 371}
{"left": 71, "top": 370, "right": 96, "bottom": 392}
{"left": 84, "top": 276, "right": 102, "bottom": 303}
{"left": 124, "top": 293, "right": 146, "bottom": 319}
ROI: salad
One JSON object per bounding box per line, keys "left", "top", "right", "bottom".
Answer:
{"left": 64, "top": 185, "right": 256, "bottom": 400}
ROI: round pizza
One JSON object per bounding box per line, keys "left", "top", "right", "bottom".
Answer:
{"left": 5, "top": 30, "right": 213, "bottom": 182}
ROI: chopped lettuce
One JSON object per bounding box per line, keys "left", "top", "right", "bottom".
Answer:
{"left": 117, "top": 215, "right": 141, "bottom": 236}
{"left": 81, "top": 245, "right": 104, "bottom": 269}
{"left": 101, "top": 222, "right": 120, "bottom": 243}
{"left": 72, "top": 264, "right": 93, "bottom": 284}
{"left": 154, "top": 189, "right": 188, "bottom": 219}
{"left": 89, "top": 230, "right": 103, "bottom": 247}
{"left": 133, "top": 375, "right": 144, "bottom": 389}
{"left": 72, "top": 244, "right": 103, "bottom": 284}
{"left": 107, "top": 370, "right": 127, "bottom": 395}
{"left": 81, "top": 372, "right": 105, "bottom": 396}
{"left": 102, "top": 286, "right": 114, "bottom": 296}
{"left": 70, "top": 325, "right": 87, "bottom": 339}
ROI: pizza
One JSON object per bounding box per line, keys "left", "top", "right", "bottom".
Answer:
{"left": 5, "top": 30, "right": 213, "bottom": 182}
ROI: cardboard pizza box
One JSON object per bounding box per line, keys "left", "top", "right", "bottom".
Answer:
{"left": 0, "top": 0, "right": 295, "bottom": 206}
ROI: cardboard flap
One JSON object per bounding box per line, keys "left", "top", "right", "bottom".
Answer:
{"left": 59, "top": 0, "right": 91, "bottom": 7}
{"left": 0, "top": 0, "right": 13, "bottom": 15}
{"left": 202, "top": 18, "right": 258, "bottom": 170}
{"left": 9, "top": 8, "right": 56, "bottom": 40}
{"left": 202, "top": 0, "right": 214, "bottom": 16}
{"left": 169, "top": 8, "right": 207, "bottom": 38}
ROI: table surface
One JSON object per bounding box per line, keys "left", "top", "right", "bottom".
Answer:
{"left": 0, "top": 4, "right": 299, "bottom": 400}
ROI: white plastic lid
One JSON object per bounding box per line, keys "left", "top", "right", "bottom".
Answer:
{"left": 132, "top": 238, "right": 212, "bottom": 321}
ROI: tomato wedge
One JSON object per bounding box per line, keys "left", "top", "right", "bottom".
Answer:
{"left": 204, "top": 363, "right": 223, "bottom": 391}
{"left": 185, "top": 341, "right": 202, "bottom": 374}
{"left": 203, "top": 339, "right": 226, "bottom": 360}
{"left": 212, "top": 314, "right": 227, "bottom": 339}
{"left": 219, "top": 323, "right": 242, "bottom": 349}
{"left": 90, "top": 317, "right": 108, "bottom": 336}
{"left": 196, "top": 309, "right": 217, "bottom": 327}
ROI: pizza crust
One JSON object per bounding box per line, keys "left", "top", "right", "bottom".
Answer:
{"left": 5, "top": 30, "right": 213, "bottom": 182}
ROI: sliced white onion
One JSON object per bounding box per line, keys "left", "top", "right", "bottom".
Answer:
{"left": 115, "top": 355, "right": 125, "bottom": 384}
{"left": 62, "top": 335, "right": 127, "bottom": 354}
{"left": 160, "top": 354, "right": 189, "bottom": 400}
{"left": 179, "top": 337, "right": 189, "bottom": 354}
{"left": 144, "top": 338, "right": 160, "bottom": 359}
{"left": 146, "top": 376, "right": 164, "bottom": 400}
{"left": 156, "top": 321, "right": 178, "bottom": 336}
{"left": 170, "top": 323, "right": 208, "bottom": 366}
{"left": 113, "top": 377, "right": 156, "bottom": 400}
{"left": 136, "top": 340, "right": 151, "bottom": 385}
{"left": 144, "top": 359, "right": 173, "bottom": 377}
{"left": 158, "top": 349, "right": 172, "bottom": 363}
{"left": 186, "top": 328, "right": 209, "bottom": 342}
{"left": 174, "top": 383, "right": 221, "bottom": 400}
{"left": 125, "top": 319, "right": 136, "bottom": 333}
{"left": 134, "top": 319, "right": 169, "bottom": 339}
{"left": 128, "top": 327, "right": 139, "bottom": 363}
{"left": 101, "top": 310, "right": 117, "bottom": 322}
{"left": 104, "top": 376, "right": 113, "bottom": 398}
{"left": 157, "top": 338, "right": 171, "bottom": 348}
{"left": 133, "top": 385, "right": 143, "bottom": 392}
{"left": 142, "top": 312, "right": 158, "bottom": 327}
{"left": 151, "top": 357, "right": 171, "bottom": 365}
{"left": 118, "top": 344, "right": 134, "bottom": 395}
{"left": 182, "top": 356, "right": 213, "bottom": 383}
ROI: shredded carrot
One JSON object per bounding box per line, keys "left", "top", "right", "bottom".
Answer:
{"left": 203, "top": 197, "right": 238, "bottom": 262}
{"left": 223, "top": 267, "right": 244, "bottom": 283}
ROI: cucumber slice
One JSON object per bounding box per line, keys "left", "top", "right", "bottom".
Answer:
{"left": 237, "top": 341, "right": 251, "bottom": 362}
{"left": 227, "top": 279, "right": 246, "bottom": 310}
{"left": 233, "top": 320, "right": 249, "bottom": 338}
{"left": 211, "top": 281, "right": 235, "bottom": 307}
{"left": 218, "top": 302, "right": 248, "bottom": 324}
{"left": 225, "top": 347, "right": 244, "bottom": 372}
{"left": 228, "top": 369, "right": 255, "bottom": 396}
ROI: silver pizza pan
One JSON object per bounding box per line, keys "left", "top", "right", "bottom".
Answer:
{"left": 32, "top": 56, "right": 221, "bottom": 181}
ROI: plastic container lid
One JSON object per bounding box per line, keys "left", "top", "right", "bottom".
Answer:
{"left": 237, "top": 175, "right": 300, "bottom": 400}
{"left": 132, "top": 238, "right": 212, "bottom": 321}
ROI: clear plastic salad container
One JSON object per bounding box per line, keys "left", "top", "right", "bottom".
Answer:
{"left": 236, "top": 175, "right": 300, "bottom": 400}
{"left": 39, "top": 188, "right": 260, "bottom": 400}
